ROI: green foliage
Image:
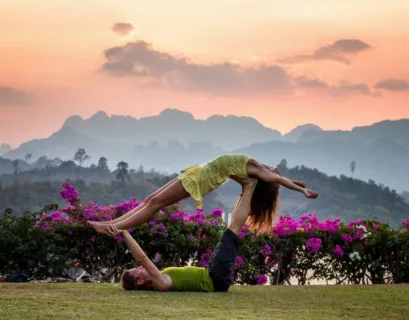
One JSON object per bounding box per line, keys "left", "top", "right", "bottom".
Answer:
{"left": 0, "top": 206, "right": 67, "bottom": 277}
{"left": 1, "top": 204, "right": 408, "bottom": 285}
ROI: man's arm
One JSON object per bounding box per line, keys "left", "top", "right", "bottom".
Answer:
{"left": 115, "top": 228, "right": 172, "bottom": 291}
{"left": 228, "top": 181, "right": 258, "bottom": 234}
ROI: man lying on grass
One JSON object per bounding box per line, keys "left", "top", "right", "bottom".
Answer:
{"left": 104, "top": 177, "right": 257, "bottom": 292}
{"left": 104, "top": 176, "right": 317, "bottom": 292}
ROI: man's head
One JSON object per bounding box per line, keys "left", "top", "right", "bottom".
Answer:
{"left": 120, "top": 266, "right": 153, "bottom": 290}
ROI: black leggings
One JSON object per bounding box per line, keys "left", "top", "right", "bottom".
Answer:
{"left": 208, "top": 228, "right": 240, "bottom": 292}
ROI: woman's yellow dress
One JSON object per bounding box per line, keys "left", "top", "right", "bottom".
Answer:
{"left": 177, "top": 154, "right": 251, "bottom": 208}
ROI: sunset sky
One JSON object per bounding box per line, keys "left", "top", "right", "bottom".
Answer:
{"left": 1, "top": 0, "right": 408, "bottom": 148}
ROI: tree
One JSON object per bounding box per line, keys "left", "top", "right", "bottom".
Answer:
{"left": 97, "top": 157, "right": 109, "bottom": 172}
{"left": 59, "top": 160, "right": 76, "bottom": 178}
{"left": 74, "top": 148, "right": 90, "bottom": 180}
{"left": 278, "top": 158, "right": 288, "bottom": 170}
{"left": 350, "top": 161, "right": 356, "bottom": 177}
{"left": 402, "top": 191, "right": 409, "bottom": 204}
{"left": 11, "top": 159, "right": 19, "bottom": 174}
{"left": 35, "top": 156, "right": 50, "bottom": 168}
{"left": 25, "top": 153, "right": 32, "bottom": 162}
{"left": 115, "top": 161, "right": 130, "bottom": 184}
{"left": 135, "top": 165, "right": 144, "bottom": 178}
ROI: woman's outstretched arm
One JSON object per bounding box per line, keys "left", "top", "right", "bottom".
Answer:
{"left": 247, "top": 162, "right": 318, "bottom": 198}
{"left": 261, "top": 164, "right": 306, "bottom": 189}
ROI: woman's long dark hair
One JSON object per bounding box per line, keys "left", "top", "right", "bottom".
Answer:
{"left": 248, "top": 179, "right": 280, "bottom": 232}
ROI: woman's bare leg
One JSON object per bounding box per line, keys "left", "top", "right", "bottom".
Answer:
{"left": 91, "top": 179, "right": 190, "bottom": 234}
{"left": 98, "top": 178, "right": 179, "bottom": 225}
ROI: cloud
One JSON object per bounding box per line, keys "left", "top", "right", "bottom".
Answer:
{"left": 374, "top": 79, "right": 409, "bottom": 91}
{"left": 102, "top": 41, "right": 292, "bottom": 95}
{"left": 295, "top": 77, "right": 380, "bottom": 98}
{"left": 111, "top": 22, "right": 136, "bottom": 36}
{"left": 294, "top": 76, "right": 328, "bottom": 88}
{"left": 278, "top": 39, "right": 371, "bottom": 65}
{"left": 0, "top": 86, "right": 33, "bottom": 106}
{"left": 101, "top": 40, "right": 378, "bottom": 98}
{"left": 334, "top": 82, "right": 380, "bottom": 97}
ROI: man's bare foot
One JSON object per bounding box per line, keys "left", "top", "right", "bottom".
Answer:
{"left": 90, "top": 221, "right": 111, "bottom": 235}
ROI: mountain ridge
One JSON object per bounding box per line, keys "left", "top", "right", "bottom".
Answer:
{"left": 3, "top": 109, "right": 409, "bottom": 192}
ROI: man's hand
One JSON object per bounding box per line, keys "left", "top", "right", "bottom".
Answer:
{"left": 105, "top": 224, "right": 126, "bottom": 237}
{"left": 303, "top": 189, "right": 319, "bottom": 199}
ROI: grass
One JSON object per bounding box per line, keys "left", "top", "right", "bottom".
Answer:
{"left": 0, "top": 283, "right": 408, "bottom": 320}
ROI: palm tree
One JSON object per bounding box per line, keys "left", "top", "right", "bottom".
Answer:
{"left": 74, "top": 148, "right": 90, "bottom": 180}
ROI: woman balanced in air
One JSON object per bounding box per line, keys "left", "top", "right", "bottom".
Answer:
{"left": 89, "top": 154, "right": 318, "bottom": 235}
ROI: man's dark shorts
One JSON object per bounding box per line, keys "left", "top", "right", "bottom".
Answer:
{"left": 208, "top": 228, "right": 240, "bottom": 292}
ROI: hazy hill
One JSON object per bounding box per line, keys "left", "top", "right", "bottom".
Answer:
{"left": 1, "top": 162, "right": 407, "bottom": 228}
{"left": 3, "top": 110, "right": 409, "bottom": 192}
{"left": 216, "top": 163, "right": 409, "bottom": 228}
{"left": 282, "top": 124, "right": 322, "bottom": 142}
{"left": 0, "top": 170, "right": 222, "bottom": 216}
{"left": 299, "top": 119, "right": 409, "bottom": 149}
{"left": 4, "top": 109, "right": 282, "bottom": 171}
{"left": 6, "top": 108, "right": 281, "bottom": 155}
{"left": 232, "top": 137, "right": 409, "bottom": 192}
{"left": 0, "top": 144, "right": 12, "bottom": 156}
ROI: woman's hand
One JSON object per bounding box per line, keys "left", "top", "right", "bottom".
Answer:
{"left": 303, "top": 189, "right": 319, "bottom": 199}
{"left": 293, "top": 180, "right": 306, "bottom": 188}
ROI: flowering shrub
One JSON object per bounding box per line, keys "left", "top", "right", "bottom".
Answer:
{"left": 1, "top": 183, "right": 408, "bottom": 285}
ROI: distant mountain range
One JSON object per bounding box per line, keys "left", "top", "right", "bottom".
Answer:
{"left": 2, "top": 109, "right": 409, "bottom": 192}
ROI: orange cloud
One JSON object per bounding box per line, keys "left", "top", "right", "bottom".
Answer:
{"left": 102, "top": 41, "right": 292, "bottom": 96}
{"left": 111, "top": 22, "right": 136, "bottom": 36}
{"left": 0, "top": 86, "right": 33, "bottom": 107}
{"left": 295, "top": 77, "right": 380, "bottom": 98}
{"left": 101, "top": 40, "right": 380, "bottom": 99}
{"left": 278, "top": 39, "right": 371, "bottom": 65}
{"left": 375, "top": 79, "right": 409, "bottom": 91}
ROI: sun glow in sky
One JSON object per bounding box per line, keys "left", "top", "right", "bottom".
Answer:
{"left": 1, "top": 0, "right": 408, "bottom": 147}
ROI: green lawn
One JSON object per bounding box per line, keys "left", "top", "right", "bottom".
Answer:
{"left": 0, "top": 283, "right": 408, "bottom": 320}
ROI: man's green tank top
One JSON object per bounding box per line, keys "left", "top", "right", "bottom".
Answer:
{"left": 161, "top": 266, "right": 214, "bottom": 292}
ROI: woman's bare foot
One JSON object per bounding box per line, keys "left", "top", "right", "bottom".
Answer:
{"left": 89, "top": 221, "right": 111, "bottom": 235}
